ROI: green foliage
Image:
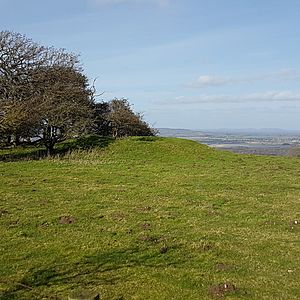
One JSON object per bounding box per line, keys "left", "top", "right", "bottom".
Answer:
{"left": 1, "top": 32, "right": 154, "bottom": 155}
{"left": 0, "top": 31, "right": 93, "bottom": 154}
{"left": 1, "top": 138, "right": 300, "bottom": 299}
{"left": 91, "top": 98, "right": 155, "bottom": 138}
{"left": 90, "top": 102, "right": 112, "bottom": 136}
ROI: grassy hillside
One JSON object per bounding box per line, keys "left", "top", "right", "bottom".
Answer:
{"left": 0, "top": 137, "right": 300, "bottom": 299}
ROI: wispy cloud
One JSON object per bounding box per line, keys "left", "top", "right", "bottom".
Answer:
{"left": 89, "top": 0, "right": 170, "bottom": 7}
{"left": 187, "top": 69, "right": 299, "bottom": 88}
{"left": 190, "top": 75, "right": 230, "bottom": 87}
{"left": 158, "top": 91, "right": 300, "bottom": 105}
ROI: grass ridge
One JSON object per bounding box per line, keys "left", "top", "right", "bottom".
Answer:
{"left": 0, "top": 137, "right": 300, "bottom": 299}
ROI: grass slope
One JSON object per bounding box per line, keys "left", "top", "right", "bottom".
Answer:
{"left": 0, "top": 137, "right": 300, "bottom": 299}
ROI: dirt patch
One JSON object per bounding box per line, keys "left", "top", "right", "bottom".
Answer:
{"left": 264, "top": 220, "right": 277, "bottom": 226}
{"left": 209, "top": 282, "right": 236, "bottom": 298}
{"left": 111, "top": 212, "right": 126, "bottom": 221}
{"left": 205, "top": 209, "right": 221, "bottom": 217}
{"left": 290, "top": 220, "right": 299, "bottom": 226}
{"left": 191, "top": 240, "right": 214, "bottom": 252}
{"left": 39, "top": 199, "right": 50, "bottom": 206}
{"left": 159, "top": 246, "right": 168, "bottom": 254}
{"left": 38, "top": 222, "right": 49, "bottom": 229}
{"left": 58, "top": 215, "right": 75, "bottom": 225}
{"left": 215, "top": 263, "right": 233, "bottom": 272}
{"left": 9, "top": 220, "right": 19, "bottom": 227}
{"left": 0, "top": 209, "right": 9, "bottom": 217}
{"left": 202, "top": 244, "right": 213, "bottom": 251}
{"left": 137, "top": 206, "right": 152, "bottom": 213}
{"left": 290, "top": 220, "right": 300, "bottom": 232}
{"left": 140, "top": 222, "right": 151, "bottom": 230}
{"left": 68, "top": 289, "right": 100, "bottom": 300}
{"left": 139, "top": 234, "right": 159, "bottom": 243}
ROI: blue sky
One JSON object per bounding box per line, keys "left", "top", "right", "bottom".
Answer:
{"left": 1, "top": 0, "right": 300, "bottom": 129}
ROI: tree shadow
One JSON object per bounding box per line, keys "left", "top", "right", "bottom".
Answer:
{"left": 0, "top": 135, "right": 115, "bottom": 162}
{"left": 1, "top": 246, "right": 184, "bottom": 299}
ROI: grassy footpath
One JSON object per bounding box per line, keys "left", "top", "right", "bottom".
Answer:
{"left": 0, "top": 137, "right": 300, "bottom": 299}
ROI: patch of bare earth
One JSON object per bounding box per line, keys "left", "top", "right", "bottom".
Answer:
{"left": 111, "top": 212, "right": 126, "bottom": 221}
{"left": 140, "top": 222, "right": 151, "bottom": 230}
{"left": 136, "top": 206, "right": 152, "bottom": 213}
{"left": 139, "top": 234, "right": 160, "bottom": 243}
{"left": 209, "top": 282, "right": 236, "bottom": 298}
{"left": 58, "top": 215, "right": 75, "bottom": 224}
{"left": 38, "top": 222, "right": 49, "bottom": 229}
{"left": 215, "top": 263, "right": 234, "bottom": 272}
{"left": 0, "top": 209, "right": 9, "bottom": 216}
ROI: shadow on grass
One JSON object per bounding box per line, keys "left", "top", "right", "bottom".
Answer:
{"left": 135, "top": 136, "right": 162, "bottom": 142}
{"left": 0, "top": 135, "right": 115, "bottom": 162}
{"left": 1, "top": 247, "right": 184, "bottom": 299}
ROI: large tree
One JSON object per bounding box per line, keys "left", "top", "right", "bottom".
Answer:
{"left": 0, "top": 31, "right": 45, "bottom": 144}
{"left": 0, "top": 31, "right": 93, "bottom": 154}
{"left": 31, "top": 65, "right": 93, "bottom": 155}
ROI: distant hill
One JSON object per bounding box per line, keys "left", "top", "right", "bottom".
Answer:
{"left": 203, "top": 128, "right": 300, "bottom": 136}
{"left": 157, "top": 128, "right": 206, "bottom": 137}
{"left": 158, "top": 127, "right": 300, "bottom": 137}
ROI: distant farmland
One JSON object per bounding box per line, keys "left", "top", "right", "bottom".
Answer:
{"left": 158, "top": 128, "right": 300, "bottom": 156}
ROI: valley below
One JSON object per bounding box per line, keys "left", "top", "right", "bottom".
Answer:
{"left": 158, "top": 128, "right": 300, "bottom": 156}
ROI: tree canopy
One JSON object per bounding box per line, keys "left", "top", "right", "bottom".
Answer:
{"left": 91, "top": 98, "right": 155, "bottom": 138}
{"left": 0, "top": 31, "right": 93, "bottom": 154}
{"left": 0, "top": 31, "right": 155, "bottom": 154}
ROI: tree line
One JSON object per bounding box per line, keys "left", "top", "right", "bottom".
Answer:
{"left": 0, "top": 31, "right": 155, "bottom": 155}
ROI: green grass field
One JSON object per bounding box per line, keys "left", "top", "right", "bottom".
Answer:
{"left": 0, "top": 137, "right": 300, "bottom": 299}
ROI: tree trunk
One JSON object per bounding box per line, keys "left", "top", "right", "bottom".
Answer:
{"left": 44, "top": 125, "right": 56, "bottom": 156}
{"left": 46, "top": 143, "right": 54, "bottom": 156}
{"left": 13, "top": 134, "right": 20, "bottom": 147}
{"left": 7, "top": 135, "right": 12, "bottom": 144}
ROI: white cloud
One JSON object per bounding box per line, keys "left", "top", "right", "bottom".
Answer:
{"left": 89, "top": 0, "right": 170, "bottom": 7}
{"left": 158, "top": 91, "right": 300, "bottom": 105}
{"left": 187, "top": 69, "right": 299, "bottom": 88}
{"left": 192, "top": 75, "right": 231, "bottom": 87}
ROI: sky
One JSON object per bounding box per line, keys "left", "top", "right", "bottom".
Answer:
{"left": 1, "top": 0, "right": 300, "bottom": 129}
